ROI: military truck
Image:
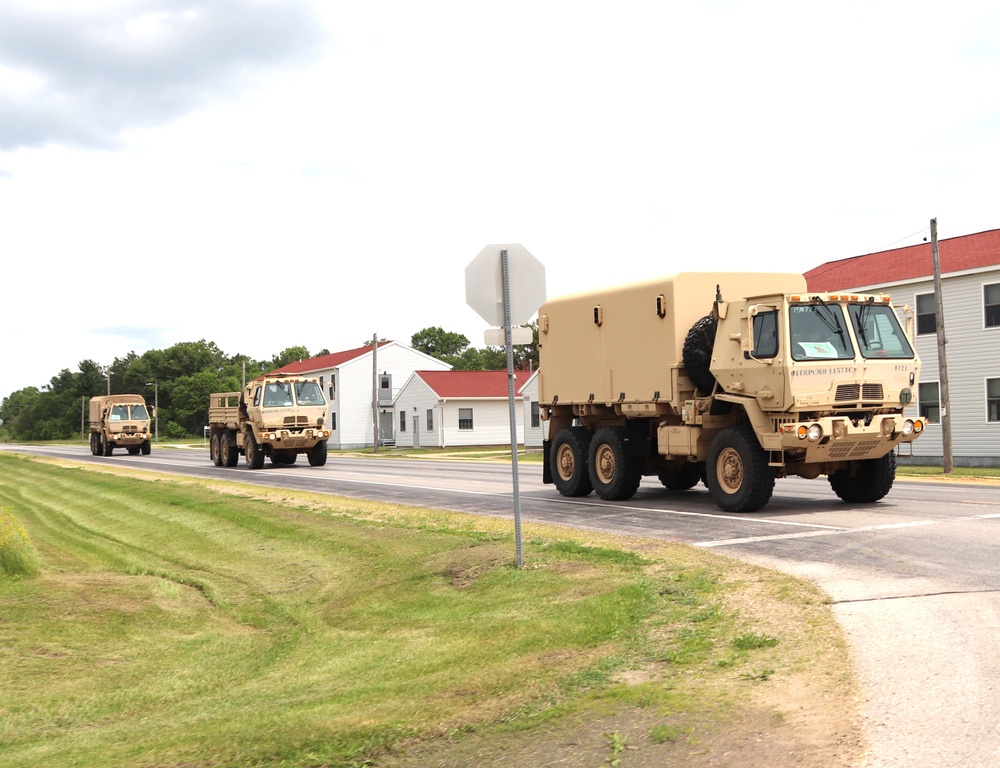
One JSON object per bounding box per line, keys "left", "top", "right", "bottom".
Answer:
{"left": 89, "top": 394, "right": 153, "bottom": 457}
{"left": 209, "top": 374, "right": 331, "bottom": 469}
{"left": 538, "top": 272, "right": 924, "bottom": 513}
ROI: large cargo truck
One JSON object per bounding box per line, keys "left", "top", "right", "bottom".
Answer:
{"left": 209, "top": 374, "right": 331, "bottom": 470}
{"left": 88, "top": 394, "right": 153, "bottom": 456}
{"left": 538, "top": 272, "right": 924, "bottom": 513}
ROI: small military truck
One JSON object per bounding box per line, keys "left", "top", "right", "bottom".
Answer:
{"left": 538, "top": 272, "right": 924, "bottom": 513}
{"left": 89, "top": 394, "right": 153, "bottom": 457}
{"left": 208, "top": 374, "right": 331, "bottom": 469}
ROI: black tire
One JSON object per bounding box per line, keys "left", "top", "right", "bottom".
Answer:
{"left": 550, "top": 427, "right": 594, "bottom": 497}
{"left": 210, "top": 433, "right": 223, "bottom": 466}
{"left": 307, "top": 440, "right": 328, "bottom": 467}
{"left": 682, "top": 311, "right": 719, "bottom": 395}
{"left": 90, "top": 433, "right": 98, "bottom": 455}
{"left": 588, "top": 426, "right": 642, "bottom": 501}
{"left": 245, "top": 431, "right": 265, "bottom": 470}
{"left": 829, "top": 452, "right": 896, "bottom": 503}
{"left": 127, "top": 446, "right": 140, "bottom": 456}
{"left": 658, "top": 462, "right": 701, "bottom": 491}
{"left": 221, "top": 432, "right": 239, "bottom": 467}
{"left": 141, "top": 440, "right": 151, "bottom": 456}
{"left": 706, "top": 425, "right": 775, "bottom": 513}
{"left": 271, "top": 450, "right": 297, "bottom": 466}
{"left": 102, "top": 436, "right": 113, "bottom": 457}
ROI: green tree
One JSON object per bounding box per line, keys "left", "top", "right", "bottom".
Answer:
{"left": 271, "top": 346, "right": 312, "bottom": 369}
{"left": 410, "top": 327, "right": 470, "bottom": 359}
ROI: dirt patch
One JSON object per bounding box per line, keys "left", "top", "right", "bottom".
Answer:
{"left": 377, "top": 672, "right": 862, "bottom": 767}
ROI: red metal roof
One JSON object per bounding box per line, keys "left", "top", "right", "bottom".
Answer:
{"left": 805, "top": 227, "right": 1000, "bottom": 292}
{"left": 415, "top": 370, "right": 532, "bottom": 399}
{"left": 270, "top": 341, "right": 391, "bottom": 375}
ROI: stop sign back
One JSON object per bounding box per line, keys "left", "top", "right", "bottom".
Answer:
{"left": 465, "top": 244, "right": 546, "bottom": 327}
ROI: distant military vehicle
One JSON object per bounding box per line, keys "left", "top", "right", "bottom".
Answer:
{"left": 209, "top": 374, "right": 331, "bottom": 469}
{"left": 89, "top": 394, "right": 153, "bottom": 457}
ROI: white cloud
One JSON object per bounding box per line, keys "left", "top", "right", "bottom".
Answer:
{"left": 2, "top": 0, "right": 1000, "bottom": 401}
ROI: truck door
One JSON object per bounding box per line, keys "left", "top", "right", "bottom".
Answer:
{"left": 747, "top": 306, "right": 786, "bottom": 408}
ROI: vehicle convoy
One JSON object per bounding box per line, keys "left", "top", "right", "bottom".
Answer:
{"left": 88, "top": 394, "right": 154, "bottom": 457}
{"left": 538, "top": 272, "right": 924, "bottom": 513}
{"left": 209, "top": 374, "right": 331, "bottom": 469}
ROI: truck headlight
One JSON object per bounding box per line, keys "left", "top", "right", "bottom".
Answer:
{"left": 795, "top": 424, "right": 823, "bottom": 441}
{"left": 902, "top": 420, "right": 914, "bottom": 436}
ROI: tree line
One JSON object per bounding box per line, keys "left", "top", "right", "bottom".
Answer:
{"left": 0, "top": 326, "right": 539, "bottom": 441}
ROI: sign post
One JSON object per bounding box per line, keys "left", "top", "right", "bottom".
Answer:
{"left": 466, "top": 244, "right": 546, "bottom": 569}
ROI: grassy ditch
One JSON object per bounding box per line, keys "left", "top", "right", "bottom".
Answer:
{"left": 0, "top": 453, "right": 854, "bottom": 768}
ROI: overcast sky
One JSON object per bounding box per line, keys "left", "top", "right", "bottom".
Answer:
{"left": 2, "top": 0, "right": 999, "bottom": 402}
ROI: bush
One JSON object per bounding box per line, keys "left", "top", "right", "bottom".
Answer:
{"left": 0, "top": 506, "right": 40, "bottom": 579}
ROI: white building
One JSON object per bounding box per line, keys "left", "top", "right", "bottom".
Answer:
{"left": 272, "top": 342, "right": 451, "bottom": 449}
{"left": 805, "top": 227, "right": 1000, "bottom": 467}
{"left": 519, "top": 369, "right": 545, "bottom": 449}
{"left": 392, "top": 370, "right": 534, "bottom": 448}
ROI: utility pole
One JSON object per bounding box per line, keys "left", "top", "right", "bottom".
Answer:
{"left": 372, "top": 333, "right": 379, "bottom": 453}
{"left": 931, "top": 218, "right": 954, "bottom": 473}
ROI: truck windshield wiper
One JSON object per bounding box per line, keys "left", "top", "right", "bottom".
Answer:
{"left": 809, "top": 296, "right": 846, "bottom": 344}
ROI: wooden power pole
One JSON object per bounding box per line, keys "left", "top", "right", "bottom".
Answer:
{"left": 930, "top": 218, "right": 954, "bottom": 473}
{"left": 372, "top": 333, "right": 379, "bottom": 454}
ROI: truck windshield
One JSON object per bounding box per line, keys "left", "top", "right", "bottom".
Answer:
{"left": 789, "top": 304, "right": 853, "bottom": 361}
{"left": 110, "top": 405, "right": 148, "bottom": 420}
{"left": 262, "top": 381, "right": 294, "bottom": 407}
{"left": 294, "top": 381, "right": 325, "bottom": 405}
{"left": 847, "top": 303, "right": 915, "bottom": 359}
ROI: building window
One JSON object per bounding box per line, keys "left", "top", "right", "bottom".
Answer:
{"left": 916, "top": 293, "right": 936, "bottom": 335}
{"left": 426, "top": 409, "right": 434, "bottom": 431}
{"left": 988, "top": 378, "right": 1000, "bottom": 422}
{"left": 331, "top": 413, "right": 337, "bottom": 430}
{"left": 530, "top": 401, "right": 540, "bottom": 428}
{"left": 458, "top": 408, "right": 474, "bottom": 430}
{"left": 399, "top": 411, "right": 406, "bottom": 433}
{"left": 985, "top": 284, "right": 1000, "bottom": 328}
{"left": 919, "top": 382, "right": 940, "bottom": 423}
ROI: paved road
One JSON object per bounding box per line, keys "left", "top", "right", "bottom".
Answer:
{"left": 5, "top": 444, "right": 999, "bottom": 767}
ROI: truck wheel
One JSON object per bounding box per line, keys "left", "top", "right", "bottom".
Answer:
{"left": 210, "top": 434, "right": 223, "bottom": 466}
{"left": 829, "top": 452, "right": 896, "bottom": 503}
{"left": 272, "top": 450, "right": 297, "bottom": 466}
{"left": 89, "top": 433, "right": 98, "bottom": 455}
{"left": 550, "top": 427, "right": 593, "bottom": 497}
{"left": 588, "top": 427, "right": 642, "bottom": 501}
{"left": 308, "top": 441, "right": 328, "bottom": 467}
{"left": 141, "top": 440, "right": 151, "bottom": 456}
{"left": 658, "top": 463, "right": 701, "bottom": 491}
{"left": 221, "top": 432, "right": 239, "bottom": 467}
{"left": 682, "top": 312, "right": 719, "bottom": 395}
{"left": 127, "top": 447, "right": 140, "bottom": 456}
{"left": 103, "top": 436, "right": 113, "bottom": 457}
{"left": 706, "top": 425, "right": 775, "bottom": 513}
{"left": 245, "top": 432, "right": 265, "bottom": 469}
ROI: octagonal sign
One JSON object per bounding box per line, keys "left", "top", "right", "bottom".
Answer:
{"left": 465, "top": 244, "right": 546, "bottom": 327}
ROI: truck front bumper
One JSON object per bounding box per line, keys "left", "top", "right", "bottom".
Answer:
{"left": 775, "top": 414, "right": 925, "bottom": 461}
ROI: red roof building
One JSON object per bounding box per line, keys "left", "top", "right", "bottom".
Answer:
{"left": 805, "top": 227, "right": 1000, "bottom": 292}
{"left": 804, "top": 227, "right": 1000, "bottom": 467}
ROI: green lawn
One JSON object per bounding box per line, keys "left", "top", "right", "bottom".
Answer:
{"left": 0, "top": 452, "right": 850, "bottom": 767}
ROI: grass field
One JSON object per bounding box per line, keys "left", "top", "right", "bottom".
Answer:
{"left": 0, "top": 451, "right": 855, "bottom": 767}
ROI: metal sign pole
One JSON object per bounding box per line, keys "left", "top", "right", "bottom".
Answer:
{"left": 501, "top": 248, "right": 524, "bottom": 569}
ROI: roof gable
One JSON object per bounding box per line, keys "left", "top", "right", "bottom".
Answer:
{"left": 415, "top": 370, "right": 532, "bottom": 399}
{"left": 805, "top": 227, "right": 1000, "bottom": 292}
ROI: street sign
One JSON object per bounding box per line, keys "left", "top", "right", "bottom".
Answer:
{"left": 465, "top": 244, "right": 546, "bottom": 327}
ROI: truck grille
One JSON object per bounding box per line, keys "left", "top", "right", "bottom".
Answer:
{"left": 835, "top": 384, "right": 883, "bottom": 402}
{"left": 284, "top": 416, "right": 309, "bottom": 426}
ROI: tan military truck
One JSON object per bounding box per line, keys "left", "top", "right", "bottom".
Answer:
{"left": 209, "top": 374, "right": 331, "bottom": 469}
{"left": 538, "top": 272, "right": 924, "bottom": 513}
{"left": 89, "top": 394, "right": 153, "bottom": 457}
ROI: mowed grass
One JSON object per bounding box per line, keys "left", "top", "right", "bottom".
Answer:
{"left": 0, "top": 453, "right": 848, "bottom": 767}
